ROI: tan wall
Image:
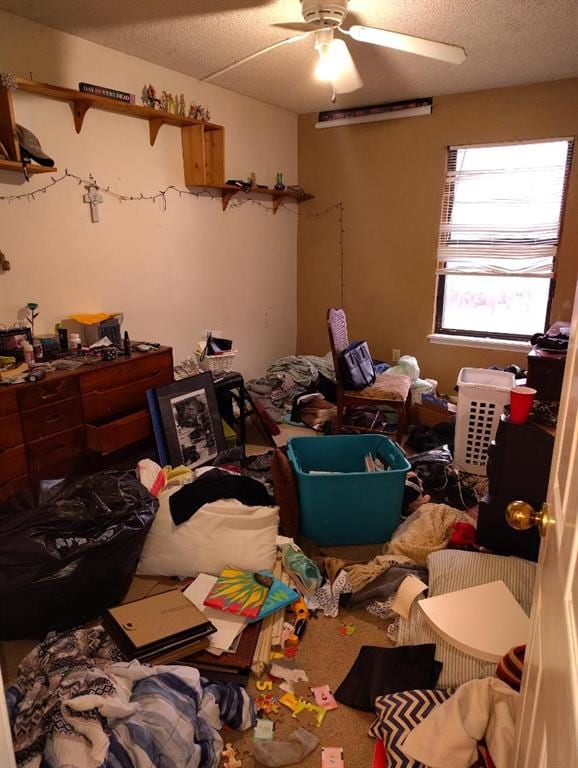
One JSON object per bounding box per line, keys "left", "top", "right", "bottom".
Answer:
{"left": 297, "top": 79, "right": 578, "bottom": 393}
{"left": 0, "top": 12, "right": 298, "bottom": 378}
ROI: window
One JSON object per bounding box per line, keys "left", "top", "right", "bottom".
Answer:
{"left": 434, "top": 139, "right": 573, "bottom": 341}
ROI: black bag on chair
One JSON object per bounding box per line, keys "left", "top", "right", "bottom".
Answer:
{"left": 339, "top": 341, "right": 376, "bottom": 389}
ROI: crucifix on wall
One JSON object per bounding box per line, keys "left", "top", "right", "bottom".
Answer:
{"left": 83, "top": 176, "right": 103, "bottom": 223}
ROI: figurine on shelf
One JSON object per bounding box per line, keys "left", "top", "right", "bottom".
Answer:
{"left": 167, "top": 92, "right": 176, "bottom": 114}
{"left": 188, "top": 102, "right": 198, "bottom": 119}
{"left": 178, "top": 94, "right": 186, "bottom": 116}
{"left": 248, "top": 172, "right": 257, "bottom": 189}
{"left": 274, "top": 172, "right": 285, "bottom": 191}
{"left": 141, "top": 83, "right": 159, "bottom": 109}
{"left": 159, "top": 90, "right": 169, "bottom": 112}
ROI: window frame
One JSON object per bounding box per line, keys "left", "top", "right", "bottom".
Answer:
{"left": 434, "top": 139, "right": 573, "bottom": 342}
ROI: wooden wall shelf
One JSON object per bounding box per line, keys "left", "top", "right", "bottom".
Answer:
{"left": 0, "top": 78, "right": 314, "bottom": 207}
{"left": 15, "top": 79, "right": 222, "bottom": 146}
{"left": 0, "top": 158, "right": 57, "bottom": 174}
{"left": 214, "top": 184, "right": 314, "bottom": 213}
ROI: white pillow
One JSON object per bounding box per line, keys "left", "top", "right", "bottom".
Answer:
{"left": 137, "top": 488, "right": 280, "bottom": 577}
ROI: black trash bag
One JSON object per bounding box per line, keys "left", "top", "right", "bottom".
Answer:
{"left": 0, "top": 470, "right": 158, "bottom": 640}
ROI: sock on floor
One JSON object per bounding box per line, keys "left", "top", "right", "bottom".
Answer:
{"left": 253, "top": 726, "right": 319, "bottom": 767}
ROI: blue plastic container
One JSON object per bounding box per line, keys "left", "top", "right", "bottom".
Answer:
{"left": 287, "top": 434, "right": 410, "bottom": 546}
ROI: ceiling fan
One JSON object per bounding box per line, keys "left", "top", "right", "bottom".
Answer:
{"left": 202, "top": 0, "right": 466, "bottom": 101}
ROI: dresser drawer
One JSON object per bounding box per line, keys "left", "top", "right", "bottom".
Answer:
{"left": 80, "top": 350, "right": 173, "bottom": 394}
{"left": 0, "top": 445, "right": 28, "bottom": 485}
{"left": 17, "top": 376, "right": 80, "bottom": 411}
{"left": 0, "top": 413, "right": 23, "bottom": 451}
{"left": 86, "top": 409, "right": 152, "bottom": 455}
{"left": 26, "top": 426, "right": 85, "bottom": 479}
{"left": 82, "top": 367, "right": 173, "bottom": 422}
{"left": 0, "top": 388, "right": 18, "bottom": 417}
{"left": 21, "top": 397, "right": 83, "bottom": 442}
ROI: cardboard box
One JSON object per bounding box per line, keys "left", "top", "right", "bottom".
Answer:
{"left": 411, "top": 401, "right": 456, "bottom": 427}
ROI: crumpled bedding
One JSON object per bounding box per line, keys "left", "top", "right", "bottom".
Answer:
{"left": 6, "top": 626, "right": 254, "bottom": 768}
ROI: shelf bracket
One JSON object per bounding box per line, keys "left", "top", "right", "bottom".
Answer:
{"left": 71, "top": 99, "right": 94, "bottom": 133}
{"left": 149, "top": 117, "right": 165, "bottom": 147}
{"left": 272, "top": 196, "right": 283, "bottom": 215}
{"left": 221, "top": 188, "right": 238, "bottom": 211}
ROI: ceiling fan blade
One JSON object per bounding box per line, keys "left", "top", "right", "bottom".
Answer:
{"left": 201, "top": 32, "right": 311, "bottom": 82}
{"left": 272, "top": 22, "right": 320, "bottom": 32}
{"left": 344, "top": 25, "right": 466, "bottom": 65}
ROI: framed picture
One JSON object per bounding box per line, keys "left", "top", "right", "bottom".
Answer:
{"left": 153, "top": 372, "right": 226, "bottom": 468}
{"left": 0, "top": 327, "right": 32, "bottom": 361}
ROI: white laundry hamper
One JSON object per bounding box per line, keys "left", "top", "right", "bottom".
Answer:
{"left": 454, "top": 368, "right": 516, "bottom": 476}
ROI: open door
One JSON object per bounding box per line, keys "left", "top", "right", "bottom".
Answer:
{"left": 512, "top": 282, "right": 578, "bottom": 767}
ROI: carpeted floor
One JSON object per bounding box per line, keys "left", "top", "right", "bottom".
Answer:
{"left": 228, "top": 602, "right": 392, "bottom": 768}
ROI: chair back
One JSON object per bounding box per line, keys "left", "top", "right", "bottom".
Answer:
{"left": 327, "top": 308, "right": 349, "bottom": 385}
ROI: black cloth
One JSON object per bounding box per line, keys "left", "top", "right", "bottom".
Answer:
{"left": 334, "top": 644, "right": 442, "bottom": 712}
{"left": 169, "top": 468, "right": 273, "bottom": 525}
{"left": 345, "top": 565, "right": 428, "bottom": 609}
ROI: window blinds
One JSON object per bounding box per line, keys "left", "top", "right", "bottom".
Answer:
{"left": 437, "top": 139, "right": 573, "bottom": 278}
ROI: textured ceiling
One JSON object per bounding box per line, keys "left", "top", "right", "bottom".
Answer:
{"left": 2, "top": 0, "right": 578, "bottom": 114}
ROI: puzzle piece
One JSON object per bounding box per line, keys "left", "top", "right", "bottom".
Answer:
{"left": 279, "top": 692, "right": 300, "bottom": 711}
{"left": 322, "top": 747, "right": 344, "bottom": 767}
{"left": 311, "top": 684, "right": 338, "bottom": 711}
{"left": 292, "top": 699, "right": 327, "bottom": 727}
{"left": 255, "top": 693, "right": 280, "bottom": 715}
{"left": 338, "top": 622, "right": 356, "bottom": 637}
{"left": 253, "top": 718, "right": 275, "bottom": 741}
{"left": 221, "top": 742, "right": 242, "bottom": 768}
{"left": 256, "top": 678, "right": 273, "bottom": 691}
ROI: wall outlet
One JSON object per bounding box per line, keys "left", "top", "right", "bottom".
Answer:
{"left": 392, "top": 348, "right": 401, "bottom": 363}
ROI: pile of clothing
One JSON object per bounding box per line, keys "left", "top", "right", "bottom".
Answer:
{"left": 6, "top": 626, "right": 254, "bottom": 768}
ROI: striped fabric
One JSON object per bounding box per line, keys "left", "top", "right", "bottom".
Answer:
{"left": 369, "top": 689, "right": 454, "bottom": 768}
{"left": 496, "top": 645, "right": 526, "bottom": 691}
{"left": 397, "top": 550, "right": 536, "bottom": 687}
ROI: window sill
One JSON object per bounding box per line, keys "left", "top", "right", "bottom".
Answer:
{"left": 427, "top": 333, "right": 531, "bottom": 354}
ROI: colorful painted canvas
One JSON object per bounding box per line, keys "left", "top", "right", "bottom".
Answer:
{"left": 203, "top": 566, "right": 271, "bottom": 620}
{"left": 250, "top": 573, "right": 299, "bottom": 623}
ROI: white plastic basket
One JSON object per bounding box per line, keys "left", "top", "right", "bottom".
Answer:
{"left": 198, "top": 349, "right": 237, "bottom": 376}
{"left": 454, "top": 367, "right": 516, "bottom": 476}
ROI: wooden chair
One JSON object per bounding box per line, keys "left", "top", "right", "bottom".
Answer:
{"left": 327, "top": 308, "right": 411, "bottom": 443}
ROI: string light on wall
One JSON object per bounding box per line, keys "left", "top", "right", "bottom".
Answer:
{"left": 0, "top": 170, "right": 346, "bottom": 306}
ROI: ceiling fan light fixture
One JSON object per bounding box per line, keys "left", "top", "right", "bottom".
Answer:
{"left": 314, "top": 31, "right": 362, "bottom": 93}
{"left": 301, "top": 0, "right": 349, "bottom": 27}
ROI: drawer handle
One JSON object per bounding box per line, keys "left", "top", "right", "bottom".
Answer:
{"left": 39, "top": 389, "right": 59, "bottom": 400}
{"left": 45, "top": 412, "right": 64, "bottom": 423}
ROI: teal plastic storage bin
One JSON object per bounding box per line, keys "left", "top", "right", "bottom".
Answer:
{"left": 287, "top": 434, "right": 410, "bottom": 546}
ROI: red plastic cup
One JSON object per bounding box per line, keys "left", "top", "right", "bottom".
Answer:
{"left": 509, "top": 386, "right": 537, "bottom": 425}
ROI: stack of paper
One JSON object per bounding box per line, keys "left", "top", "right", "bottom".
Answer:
{"left": 183, "top": 574, "right": 246, "bottom": 656}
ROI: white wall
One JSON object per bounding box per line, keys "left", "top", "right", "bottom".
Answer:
{"left": 0, "top": 11, "right": 298, "bottom": 378}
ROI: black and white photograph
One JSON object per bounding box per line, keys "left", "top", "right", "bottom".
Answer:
{"left": 153, "top": 372, "right": 226, "bottom": 469}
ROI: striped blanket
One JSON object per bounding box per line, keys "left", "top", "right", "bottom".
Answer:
{"left": 6, "top": 626, "right": 255, "bottom": 768}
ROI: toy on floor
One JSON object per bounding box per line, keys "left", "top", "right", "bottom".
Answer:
{"left": 322, "top": 747, "right": 345, "bottom": 767}
{"left": 311, "top": 684, "right": 338, "bottom": 710}
{"left": 254, "top": 718, "right": 275, "bottom": 741}
{"left": 255, "top": 692, "right": 280, "bottom": 715}
{"left": 338, "top": 622, "right": 356, "bottom": 637}
{"left": 256, "top": 678, "right": 273, "bottom": 691}
{"left": 221, "top": 742, "right": 242, "bottom": 768}
{"left": 292, "top": 699, "right": 327, "bottom": 727}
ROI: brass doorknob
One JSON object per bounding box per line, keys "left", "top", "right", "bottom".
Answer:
{"left": 506, "top": 501, "right": 549, "bottom": 537}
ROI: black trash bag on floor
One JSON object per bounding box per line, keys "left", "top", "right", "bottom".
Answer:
{"left": 0, "top": 470, "right": 157, "bottom": 640}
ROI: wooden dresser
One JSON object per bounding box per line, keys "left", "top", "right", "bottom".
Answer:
{"left": 0, "top": 347, "right": 173, "bottom": 503}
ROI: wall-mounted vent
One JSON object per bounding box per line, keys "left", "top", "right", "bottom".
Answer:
{"left": 315, "top": 97, "right": 432, "bottom": 129}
